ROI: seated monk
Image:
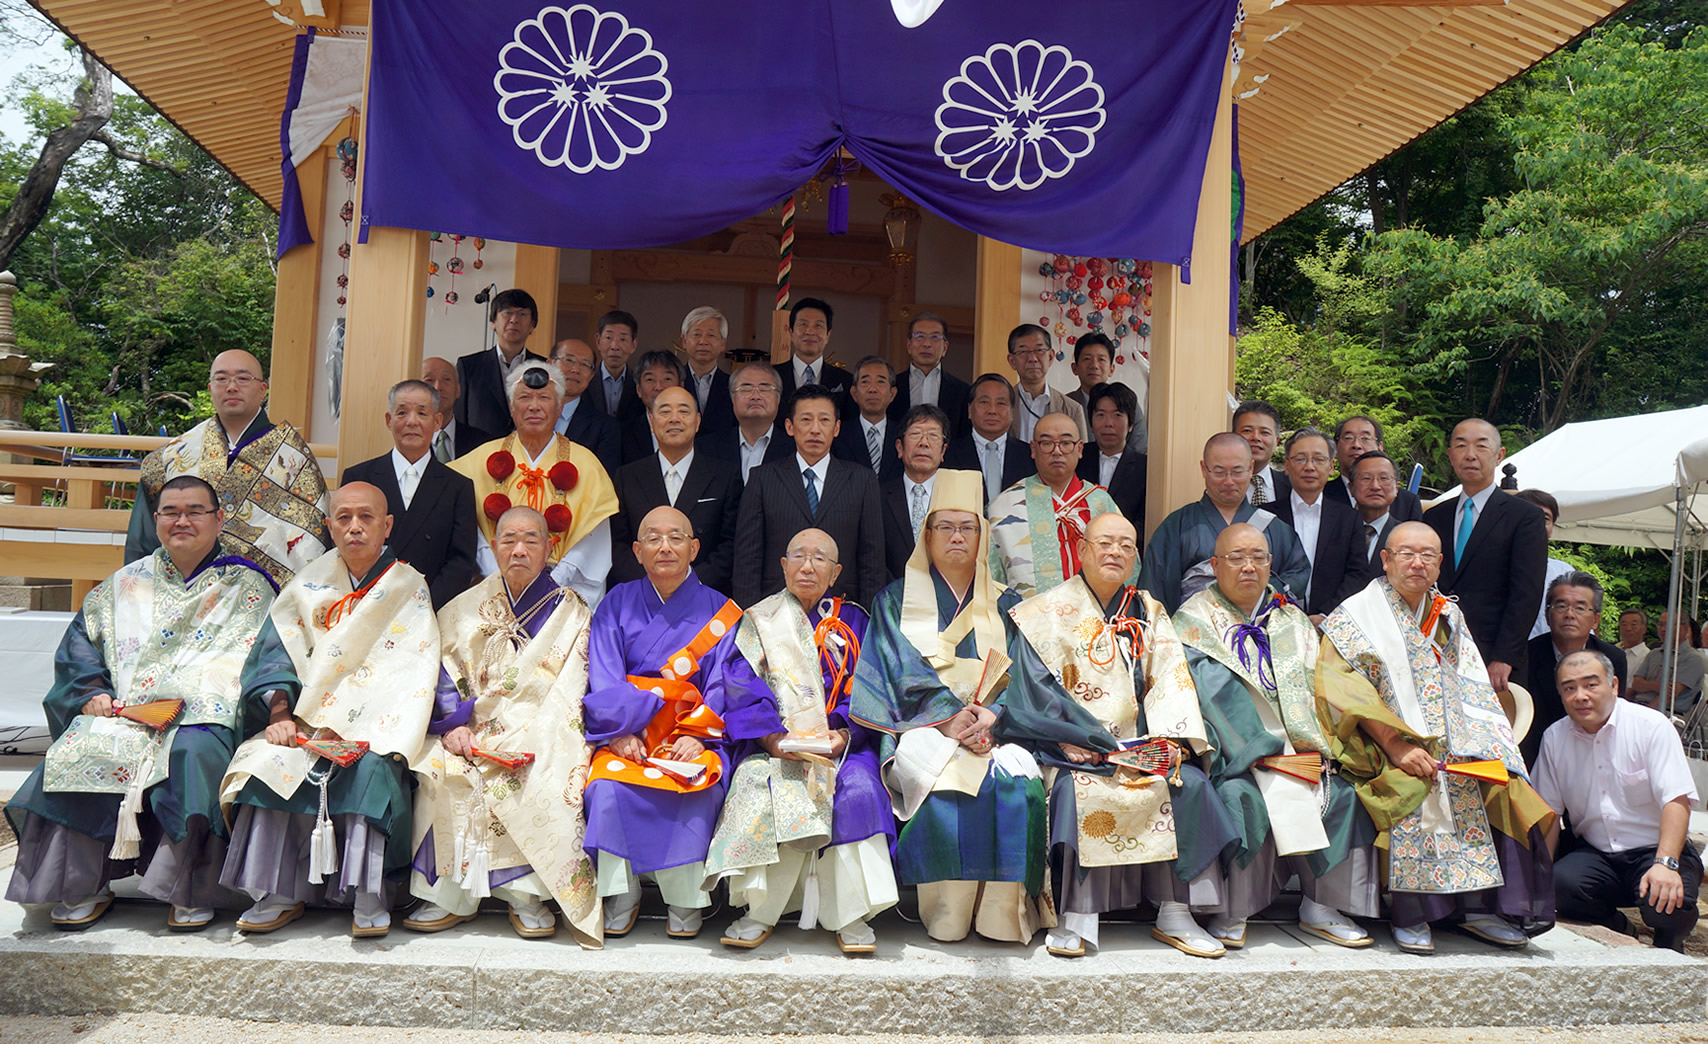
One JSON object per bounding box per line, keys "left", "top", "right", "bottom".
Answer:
{"left": 218, "top": 482, "right": 439, "bottom": 938}
{"left": 705, "top": 528, "right": 897, "bottom": 954}
{"left": 6, "top": 476, "right": 277, "bottom": 931}
{"left": 404, "top": 506, "right": 603, "bottom": 945}
{"left": 583, "top": 506, "right": 743, "bottom": 939}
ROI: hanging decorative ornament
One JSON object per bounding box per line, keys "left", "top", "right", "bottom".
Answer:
{"left": 473, "top": 237, "right": 485, "bottom": 270}
{"left": 444, "top": 291, "right": 459, "bottom": 305}
{"left": 447, "top": 256, "right": 464, "bottom": 274}
{"left": 334, "top": 128, "right": 358, "bottom": 310}
{"left": 1065, "top": 275, "right": 1082, "bottom": 291}
{"left": 1031, "top": 252, "right": 1155, "bottom": 363}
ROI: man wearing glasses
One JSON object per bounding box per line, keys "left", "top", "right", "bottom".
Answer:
{"left": 127, "top": 349, "right": 328, "bottom": 588}
{"left": 550, "top": 337, "right": 620, "bottom": 479}
{"left": 697, "top": 362, "right": 792, "bottom": 484}
{"left": 987, "top": 413, "right": 1132, "bottom": 599}
{"left": 886, "top": 312, "right": 970, "bottom": 440}
{"left": 1005, "top": 324, "right": 1087, "bottom": 443}
{"left": 1267, "top": 427, "right": 1366, "bottom": 621}
{"left": 1523, "top": 572, "right": 1629, "bottom": 768}
{"left": 1322, "top": 415, "right": 1423, "bottom": 521}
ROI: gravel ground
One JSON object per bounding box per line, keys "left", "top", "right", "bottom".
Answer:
{"left": 2, "top": 1018, "right": 1707, "bottom": 1043}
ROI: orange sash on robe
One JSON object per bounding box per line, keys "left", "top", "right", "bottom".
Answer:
{"left": 585, "top": 600, "right": 743, "bottom": 794}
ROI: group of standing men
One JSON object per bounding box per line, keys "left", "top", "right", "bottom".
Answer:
{"left": 6, "top": 291, "right": 1696, "bottom": 956}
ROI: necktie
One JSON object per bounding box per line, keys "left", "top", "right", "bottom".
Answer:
{"left": 982, "top": 440, "right": 1001, "bottom": 501}
{"left": 909, "top": 483, "right": 929, "bottom": 540}
{"left": 1250, "top": 471, "right": 1269, "bottom": 506}
{"left": 664, "top": 466, "right": 681, "bottom": 506}
{"left": 433, "top": 431, "right": 451, "bottom": 464}
{"left": 399, "top": 465, "right": 419, "bottom": 510}
{"left": 866, "top": 424, "right": 882, "bottom": 471}
{"left": 802, "top": 364, "right": 815, "bottom": 386}
{"left": 803, "top": 467, "right": 820, "bottom": 515}
{"left": 1364, "top": 522, "right": 1377, "bottom": 560}
{"left": 1455, "top": 497, "right": 1476, "bottom": 563}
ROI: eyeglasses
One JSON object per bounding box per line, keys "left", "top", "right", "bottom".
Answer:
{"left": 1388, "top": 550, "right": 1442, "bottom": 565}
{"left": 732, "top": 382, "right": 778, "bottom": 396}
{"left": 904, "top": 431, "right": 945, "bottom": 445}
{"left": 1287, "top": 454, "right": 1332, "bottom": 468}
{"left": 1089, "top": 538, "right": 1138, "bottom": 555}
{"left": 1207, "top": 467, "right": 1251, "bottom": 480}
{"left": 639, "top": 531, "right": 692, "bottom": 548}
{"left": 929, "top": 522, "right": 981, "bottom": 537}
{"left": 1010, "top": 347, "right": 1051, "bottom": 360}
{"left": 784, "top": 551, "right": 836, "bottom": 566}
{"left": 495, "top": 308, "right": 532, "bottom": 322}
{"left": 1034, "top": 437, "right": 1081, "bottom": 453}
{"left": 909, "top": 332, "right": 947, "bottom": 344}
{"left": 156, "top": 508, "right": 215, "bottom": 522}
{"left": 553, "top": 356, "right": 594, "bottom": 373}
{"left": 210, "top": 374, "right": 260, "bottom": 388}
{"left": 1548, "top": 600, "right": 1597, "bottom": 616}
{"left": 1218, "top": 552, "right": 1270, "bottom": 566}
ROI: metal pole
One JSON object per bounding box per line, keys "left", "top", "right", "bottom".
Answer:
{"left": 1661, "top": 484, "right": 1689, "bottom": 718}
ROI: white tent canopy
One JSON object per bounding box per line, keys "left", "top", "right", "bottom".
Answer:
{"left": 1438, "top": 405, "right": 1708, "bottom": 551}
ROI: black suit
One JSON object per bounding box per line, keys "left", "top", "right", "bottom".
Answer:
{"left": 944, "top": 433, "right": 1036, "bottom": 505}
{"left": 831, "top": 415, "right": 904, "bottom": 483}
{"left": 733, "top": 455, "right": 884, "bottom": 608}
{"left": 1343, "top": 511, "right": 1402, "bottom": 598}
{"left": 618, "top": 413, "right": 657, "bottom": 467}
{"left": 878, "top": 477, "right": 918, "bottom": 583}
{"left": 1323, "top": 475, "right": 1425, "bottom": 522}
{"left": 1249, "top": 465, "right": 1291, "bottom": 507}
{"left": 1075, "top": 451, "right": 1148, "bottom": 531}
{"left": 1522, "top": 632, "right": 1629, "bottom": 767}
{"left": 455, "top": 348, "right": 544, "bottom": 437}
{"left": 689, "top": 368, "right": 736, "bottom": 433}
{"left": 696, "top": 423, "right": 793, "bottom": 484}
{"left": 592, "top": 367, "right": 643, "bottom": 422}
{"left": 443, "top": 418, "right": 497, "bottom": 460}
{"left": 609, "top": 451, "right": 743, "bottom": 594}
{"left": 339, "top": 453, "right": 478, "bottom": 610}
{"left": 1269, "top": 495, "right": 1367, "bottom": 617}
{"left": 1424, "top": 488, "right": 1548, "bottom": 687}
{"left": 776, "top": 358, "right": 852, "bottom": 407}
{"left": 887, "top": 368, "right": 971, "bottom": 440}
{"left": 556, "top": 398, "right": 621, "bottom": 481}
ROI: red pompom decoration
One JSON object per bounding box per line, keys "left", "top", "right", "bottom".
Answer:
{"left": 548, "top": 461, "right": 579, "bottom": 492}
{"left": 483, "top": 493, "right": 511, "bottom": 522}
{"left": 486, "top": 451, "right": 516, "bottom": 481}
{"left": 543, "top": 504, "right": 573, "bottom": 533}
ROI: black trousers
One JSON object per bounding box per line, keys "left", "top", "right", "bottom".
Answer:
{"left": 1555, "top": 841, "right": 1702, "bottom": 951}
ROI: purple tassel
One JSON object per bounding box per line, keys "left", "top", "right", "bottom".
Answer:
{"left": 827, "top": 179, "right": 849, "bottom": 236}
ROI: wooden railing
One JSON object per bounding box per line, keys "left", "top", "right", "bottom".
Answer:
{"left": 0, "top": 430, "right": 336, "bottom": 608}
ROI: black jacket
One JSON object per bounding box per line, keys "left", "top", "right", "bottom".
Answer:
{"left": 733, "top": 455, "right": 884, "bottom": 608}
{"left": 339, "top": 452, "right": 478, "bottom": 610}
{"left": 608, "top": 451, "right": 743, "bottom": 595}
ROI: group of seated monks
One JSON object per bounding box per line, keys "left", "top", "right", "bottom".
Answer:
{"left": 10, "top": 456, "right": 1581, "bottom": 958}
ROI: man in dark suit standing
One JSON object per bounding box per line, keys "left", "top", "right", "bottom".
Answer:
{"left": 339, "top": 379, "right": 477, "bottom": 609}
{"left": 618, "top": 350, "right": 687, "bottom": 466}
{"left": 454, "top": 289, "right": 543, "bottom": 438}
{"left": 1234, "top": 399, "right": 1290, "bottom": 507}
{"left": 1342, "top": 451, "right": 1404, "bottom": 598}
{"left": 886, "top": 312, "right": 970, "bottom": 440}
{"left": 698, "top": 362, "right": 792, "bottom": 484}
{"left": 1076, "top": 381, "right": 1147, "bottom": 530}
{"left": 1424, "top": 418, "right": 1548, "bottom": 692}
{"left": 944, "top": 373, "right": 1036, "bottom": 506}
{"left": 549, "top": 337, "right": 621, "bottom": 480}
{"left": 592, "top": 309, "right": 643, "bottom": 422}
{"left": 1324, "top": 415, "right": 1424, "bottom": 521}
{"left": 681, "top": 306, "right": 735, "bottom": 434}
{"left": 1266, "top": 428, "right": 1364, "bottom": 621}
{"left": 879, "top": 404, "right": 951, "bottom": 581}
{"left": 608, "top": 386, "right": 742, "bottom": 594}
{"left": 422, "top": 356, "right": 494, "bottom": 461}
{"left": 733, "top": 384, "right": 884, "bottom": 608}
{"left": 774, "top": 298, "right": 852, "bottom": 408}
{"left": 1523, "top": 571, "right": 1629, "bottom": 767}
{"left": 1065, "top": 332, "right": 1114, "bottom": 415}
{"left": 831, "top": 355, "right": 903, "bottom": 483}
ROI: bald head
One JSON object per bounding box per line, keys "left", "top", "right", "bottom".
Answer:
{"left": 1086, "top": 511, "right": 1137, "bottom": 544}
{"left": 493, "top": 505, "right": 550, "bottom": 594}
{"left": 328, "top": 481, "right": 392, "bottom": 576}
{"left": 1448, "top": 417, "right": 1506, "bottom": 495}
{"left": 635, "top": 505, "right": 698, "bottom": 591}
{"left": 495, "top": 505, "right": 549, "bottom": 542}
{"left": 1202, "top": 432, "right": 1256, "bottom": 510}
{"left": 783, "top": 526, "right": 843, "bottom": 603}
{"left": 1385, "top": 520, "right": 1438, "bottom": 552}
{"left": 1211, "top": 521, "right": 1271, "bottom": 611}
{"left": 1215, "top": 521, "right": 1265, "bottom": 556}
{"left": 1381, "top": 521, "right": 1442, "bottom": 606}
{"left": 1204, "top": 432, "right": 1250, "bottom": 461}
{"left": 1032, "top": 412, "right": 1083, "bottom": 486}
{"left": 331, "top": 480, "right": 386, "bottom": 515}
{"left": 1079, "top": 510, "right": 1139, "bottom": 593}
{"left": 787, "top": 527, "right": 839, "bottom": 561}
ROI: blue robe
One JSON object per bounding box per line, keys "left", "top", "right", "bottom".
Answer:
{"left": 1139, "top": 495, "right": 1312, "bottom": 612}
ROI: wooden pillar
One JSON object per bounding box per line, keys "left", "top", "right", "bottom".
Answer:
{"left": 267, "top": 143, "right": 328, "bottom": 435}
{"left": 973, "top": 236, "right": 1021, "bottom": 377}
{"left": 1144, "top": 51, "right": 1234, "bottom": 541}
{"left": 513, "top": 242, "right": 561, "bottom": 347}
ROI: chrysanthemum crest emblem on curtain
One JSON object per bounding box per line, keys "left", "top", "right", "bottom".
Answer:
{"left": 494, "top": 5, "right": 673, "bottom": 174}
{"left": 934, "top": 40, "right": 1106, "bottom": 192}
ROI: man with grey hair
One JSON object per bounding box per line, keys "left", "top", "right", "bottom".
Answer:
{"left": 448, "top": 360, "right": 620, "bottom": 611}
{"left": 620, "top": 350, "right": 690, "bottom": 466}
{"left": 832, "top": 355, "right": 903, "bottom": 481}
{"left": 698, "top": 361, "right": 791, "bottom": 484}
{"left": 1537, "top": 648, "right": 1701, "bottom": 951}
{"left": 1269, "top": 426, "right": 1366, "bottom": 620}
{"left": 1524, "top": 570, "right": 1629, "bottom": 766}
{"left": 681, "top": 306, "right": 735, "bottom": 432}
{"left": 887, "top": 311, "right": 970, "bottom": 440}
{"left": 340, "top": 379, "right": 478, "bottom": 609}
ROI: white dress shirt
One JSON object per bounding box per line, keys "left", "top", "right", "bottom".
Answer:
{"left": 1245, "top": 465, "right": 1283, "bottom": 505}
{"left": 1534, "top": 699, "right": 1699, "bottom": 853}
{"left": 792, "top": 355, "right": 824, "bottom": 387}
{"left": 494, "top": 344, "right": 530, "bottom": 378}
{"left": 1624, "top": 642, "right": 1651, "bottom": 675}
{"left": 1288, "top": 489, "right": 1323, "bottom": 566}
{"left": 738, "top": 429, "right": 771, "bottom": 484}
{"left": 1098, "top": 451, "right": 1121, "bottom": 489}
{"left": 797, "top": 451, "right": 831, "bottom": 494}
{"left": 390, "top": 448, "right": 427, "bottom": 511}
{"left": 659, "top": 449, "right": 694, "bottom": 506}
{"left": 909, "top": 364, "right": 941, "bottom": 407}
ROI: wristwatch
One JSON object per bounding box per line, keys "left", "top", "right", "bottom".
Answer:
{"left": 1655, "top": 855, "right": 1681, "bottom": 871}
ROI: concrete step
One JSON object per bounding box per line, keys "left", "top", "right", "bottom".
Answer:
{"left": 0, "top": 866, "right": 1701, "bottom": 1034}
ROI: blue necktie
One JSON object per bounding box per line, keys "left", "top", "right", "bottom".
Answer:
{"left": 803, "top": 467, "right": 819, "bottom": 515}
{"left": 803, "top": 364, "right": 815, "bottom": 386}
{"left": 1455, "top": 497, "right": 1476, "bottom": 563}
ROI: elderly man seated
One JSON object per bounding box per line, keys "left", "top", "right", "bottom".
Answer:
{"left": 583, "top": 506, "right": 743, "bottom": 940}
{"left": 705, "top": 528, "right": 896, "bottom": 954}
{"left": 1172, "top": 524, "right": 1379, "bottom": 951}
{"left": 219, "top": 482, "right": 439, "bottom": 938}
{"left": 1537, "top": 649, "right": 1701, "bottom": 952}
{"left": 1317, "top": 522, "right": 1555, "bottom": 955}
{"left": 6, "top": 476, "right": 277, "bottom": 931}
{"left": 404, "top": 506, "right": 603, "bottom": 945}
{"left": 852, "top": 470, "right": 1049, "bottom": 945}
{"left": 1000, "top": 512, "right": 1237, "bottom": 958}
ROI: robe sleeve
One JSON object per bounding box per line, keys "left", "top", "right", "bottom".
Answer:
{"left": 236, "top": 617, "right": 302, "bottom": 739}
{"left": 706, "top": 636, "right": 785, "bottom": 743}
{"left": 429, "top": 665, "right": 473, "bottom": 734}
{"left": 551, "top": 517, "right": 611, "bottom": 611}
{"left": 1185, "top": 648, "right": 1283, "bottom": 783}
{"left": 1314, "top": 639, "right": 1431, "bottom": 832}
{"left": 43, "top": 610, "right": 112, "bottom": 738}
{"left": 1138, "top": 512, "right": 1181, "bottom": 612}
{"left": 993, "top": 630, "right": 1119, "bottom": 771}
{"left": 582, "top": 592, "right": 665, "bottom": 744}
{"left": 848, "top": 585, "right": 969, "bottom": 762}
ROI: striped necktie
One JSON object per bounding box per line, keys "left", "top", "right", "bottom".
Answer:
{"left": 803, "top": 467, "right": 820, "bottom": 515}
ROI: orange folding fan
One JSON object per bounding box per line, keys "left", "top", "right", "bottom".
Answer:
{"left": 1105, "top": 738, "right": 1178, "bottom": 777}
{"left": 472, "top": 748, "right": 535, "bottom": 770}
{"left": 1438, "top": 759, "right": 1510, "bottom": 784}
{"left": 1256, "top": 752, "right": 1323, "bottom": 784}
{"left": 111, "top": 699, "right": 184, "bottom": 731}
{"left": 297, "top": 737, "right": 369, "bottom": 766}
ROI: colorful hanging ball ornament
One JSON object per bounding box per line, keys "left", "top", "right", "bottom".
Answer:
{"left": 1087, "top": 310, "right": 1104, "bottom": 327}
{"left": 427, "top": 261, "right": 440, "bottom": 275}
{"left": 1113, "top": 291, "right": 1132, "bottom": 307}
{"left": 1055, "top": 289, "right": 1070, "bottom": 304}
{"left": 1039, "top": 291, "right": 1053, "bottom": 303}
{"left": 548, "top": 462, "right": 579, "bottom": 491}
{"left": 1065, "top": 275, "right": 1082, "bottom": 291}
{"left": 1039, "top": 262, "right": 1055, "bottom": 278}
{"left": 1115, "top": 353, "right": 1126, "bottom": 364}
{"left": 1053, "top": 255, "right": 1071, "bottom": 274}
{"left": 1072, "top": 292, "right": 1087, "bottom": 306}
{"left": 447, "top": 256, "right": 464, "bottom": 274}
{"left": 472, "top": 259, "right": 484, "bottom": 270}
{"left": 336, "top": 274, "right": 348, "bottom": 289}
{"left": 337, "top": 242, "right": 350, "bottom": 260}
{"left": 1072, "top": 262, "right": 1088, "bottom": 277}
{"left": 474, "top": 238, "right": 486, "bottom": 250}
{"left": 444, "top": 291, "right": 458, "bottom": 305}
{"left": 483, "top": 493, "right": 512, "bottom": 523}
{"left": 1091, "top": 296, "right": 1107, "bottom": 311}
{"left": 1066, "top": 306, "right": 1082, "bottom": 324}
{"left": 1038, "top": 315, "right": 1051, "bottom": 325}
{"left": 1055, "top": 321, "right": 1068, "bottom": 337}
{"left": 543, "top": 505, "right": 573, "bottom": 533}
{"left": 339, "top": 201, "right": 353, "bottom": 223}
{"left": 337, "top": 137, "right": 358, "bottom": 163}
{"left": 1138, "top": 322, "right": 1151, "bottom": 337}
{"left": 1087, "top": 275, "right": 1103, "bottom": 292}
{"left": 425, "top": 286, "right": 435, "bottom": 298}
{"left": 336, "top": 295, "right": 346, "bottom": 306}
{"left": 429, "top": 231, "right": 443, "bottom": 242}
{"left": 450, "top": 234, "right": 464, "bottom": 243}
{"left": 1116, "top": 324, "right": 1129, "bottom": 338}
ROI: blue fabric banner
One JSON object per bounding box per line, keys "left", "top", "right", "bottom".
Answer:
{"left": 360, "top": 1, "right": 1235, "bottom": 268}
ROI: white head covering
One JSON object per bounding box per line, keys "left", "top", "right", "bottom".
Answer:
{"left": 900, "top": 469, "right": 1006, "bottom": 669}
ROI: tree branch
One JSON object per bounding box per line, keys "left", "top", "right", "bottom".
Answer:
{"left": 88, "top": 128, "right": 184, "bottom": 175}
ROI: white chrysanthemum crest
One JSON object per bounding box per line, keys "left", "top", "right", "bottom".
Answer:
{"left": 934, "top": 40, "right": 1105, "bottom": 192}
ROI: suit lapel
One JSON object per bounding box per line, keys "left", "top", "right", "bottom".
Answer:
{"left": 675, "top": 454, "right": 714, "bottom": 507}
{"left": 394, "top": 460, "right": 444, "bottom": 547}
{"left": 635, "top": 458, "right": 669, "bottom": 509}
{"left": 1454, "top": 491, "right": 1505, "bottom": 582}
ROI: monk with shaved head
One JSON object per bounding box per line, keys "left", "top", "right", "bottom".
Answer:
{"left": 582, "top": 502, "right": 747, "bottom": 939}
{"left": 126, "top": 347, "right": 328, "bottom": 587}
{"left": 1317, "top": 518, "right": 1556, "bottom": 955}
{"left": 1138, "top": 431, "right": 1312, "bottom": 612}
{"left": 220, "top": 479, "right": 440, "bottom": 939}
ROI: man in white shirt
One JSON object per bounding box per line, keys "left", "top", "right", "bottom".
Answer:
{"left": 422, "top": 356, "right": 491, "bottom": 460}
{"left": 832, "top": 355, "right": 901, "bottom": 482}
{"left": 1619, "top": 607, "right": 1652, "bottom": 673}
{"left": 549, "top": 337, "right": 620, "bottom": 477}
{"left": 1515, "top": 488, "right": 1574, "bottom": 640}
{"left": 774, "top": 297, "right": 852, "bottom": 405}
{"left": 699, "top": 362, "right": 785, "bottom": 485}
{"left": 1535, "top": 649, "right": 1701, "bottom": 951}
{"left": 454, "top": 290, "right": 544, "bottom": 437}
{"left": 1234, "top": 400, "right": 1288, "bottom": 507}
{"left": 1065, "top": 332, "right": 1113, "bottom": 413}
{"left": 888, "top": 312, "right": 971, "bottom": 441}
{"left": 880, "top": 403, "right": 951, "bottom": 580}
{"left": 680, "top": 305, "right": 734, "bottom": 432}
{"left": 1269, "top": 427, "right": 1364, "bottom": 621}
{"left": 1004, "top": 324, "right": 1087, "bottom": 442}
